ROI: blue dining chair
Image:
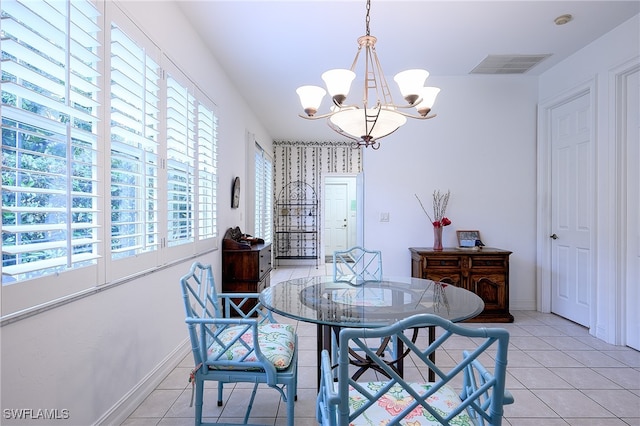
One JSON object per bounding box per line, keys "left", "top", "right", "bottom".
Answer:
{"left": 333, "top": 246, "right": 382, "bottom": 285}
{"left": 316, "top": 313, "right": 513, "bottom": 426}
{"left": 332, "top": 247, "right": 392, "bottom": 364}
{"left": 180, "top": 262, "right": 298, "bottom": 426}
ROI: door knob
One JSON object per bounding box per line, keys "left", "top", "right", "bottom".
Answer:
{"left": 550, "top": 233, "right": 558, "bottom": 240}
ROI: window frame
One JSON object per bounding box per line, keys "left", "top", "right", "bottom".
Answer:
{"left": 1, "top": 0, "right": 219, "bottom": 318}
{"left": 254, "top": 142, "right": 273, "bottom": 243}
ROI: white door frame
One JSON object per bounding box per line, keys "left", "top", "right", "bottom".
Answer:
{"left": 536, "top": 79, "right": 597, "bottom": 333}
{"left": 321, "top": 173, "right": 362, "bottom": 261}
{"left": 613, "top": 58, "right": 640, "bottom": 346}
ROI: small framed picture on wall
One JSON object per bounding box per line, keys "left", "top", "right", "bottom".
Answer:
{"left": 231, "top": 177, "right": 240, "bottom": 208}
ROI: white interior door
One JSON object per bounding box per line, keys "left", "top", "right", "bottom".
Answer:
{"left": 624, "top": 67, "right": 640, "bottom": 350}
{"left": 324, "top": 182, "right": 349, "bottom": 255}
{"left": 550, "top": 92, "right": 593, "bottom": 327}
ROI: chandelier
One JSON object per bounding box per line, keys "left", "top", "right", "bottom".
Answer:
{"left": 296, "top": 0, "right": 440, "bottom": 150}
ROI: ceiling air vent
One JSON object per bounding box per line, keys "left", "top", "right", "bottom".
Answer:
{"left": 470, "top": 54, "right": 551, "bottom": 74}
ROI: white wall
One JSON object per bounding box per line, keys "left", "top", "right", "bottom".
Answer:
{"left": 0, "top": 1, "right": 273, "bottom": 424}
{"left": 537, "top": 14, "right": 640, "bottom": 343}
{"left": 362, "top": 76, "right": 539, "bottom": 311}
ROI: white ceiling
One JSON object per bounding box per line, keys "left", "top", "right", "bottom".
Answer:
{"left": 177, "top": 1, "right": 639, "bottom": 141}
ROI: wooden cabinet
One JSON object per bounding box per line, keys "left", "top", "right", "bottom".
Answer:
{"left": 222, "top": 243, "right": 272, "bottom": 314}
{"left": 409, "top": 247, "right": 513, "bottom": 322}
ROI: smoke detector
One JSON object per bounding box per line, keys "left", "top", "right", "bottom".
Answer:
{"left": 554, "top": 14, "right": 573, "bottom": 25}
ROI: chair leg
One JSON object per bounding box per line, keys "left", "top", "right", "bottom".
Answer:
{"left": 243, "top": 382, "right": 259, "bottom": 424}
{"left": 194, "top": 379, "right": 204, "bottom": 426}
{"left": 286, "top": 381, "right": 296, "bottom": 426}
{"left": 217, "top": 381, "right": 223, "bottom": 406}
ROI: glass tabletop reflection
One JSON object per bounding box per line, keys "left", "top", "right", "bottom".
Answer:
{"left": 260, "top": 275, "right": 484, "bottom": 327}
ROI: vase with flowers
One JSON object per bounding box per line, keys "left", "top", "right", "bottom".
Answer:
{"left": 415, "top": 190, "right": 451, "bottom": 251}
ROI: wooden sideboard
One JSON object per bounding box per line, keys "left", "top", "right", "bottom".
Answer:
{"left": 409, "top": 247, "right": 513, "bottom": 322}
{"left": 222, "top": 242, "right": 272, "bottom": 315}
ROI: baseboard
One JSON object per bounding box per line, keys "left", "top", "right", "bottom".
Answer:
{"left": 94, "top": 338, "right": 191, "bottom": 426}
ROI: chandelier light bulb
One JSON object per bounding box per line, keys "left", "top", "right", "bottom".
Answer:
{"left": 296, "top": 85, "right": 327, "bottom": 117}
{"left": 394, "top": 69, "right": 429, "bottom": 105}
{"left": 321, "top": 69, "right": 356, "bottom": 106}
{"left": 414, "top": 87, "right": 441, "bottom": 116}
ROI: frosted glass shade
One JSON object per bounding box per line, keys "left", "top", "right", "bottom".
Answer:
{"left": 296, "top": 85, "right": 327, "bottom": 116}
{"left": 414, "top": 87, "right": 441, "bottom": 116}
{"left": 393, "top": 69, "right": 429, "bottom": 104}
{"left": 329, "top": 107, "right": 407, "bottom": 141}
{"left": 321, "top": 69, "right": 356, "bottom": 104}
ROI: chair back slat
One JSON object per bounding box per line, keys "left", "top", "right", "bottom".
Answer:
{"left": 181, "top": 262, "right": 222, "bottom": 321}
{"left": 333, "top": 246, "right": 382, "bottom": 285}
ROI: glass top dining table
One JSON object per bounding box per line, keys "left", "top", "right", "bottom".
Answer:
{"left": 260, "top": 275, "right": 485, "bottom": 385}
{"left": 259, "top": 275, "right": 484, "bottom": 327}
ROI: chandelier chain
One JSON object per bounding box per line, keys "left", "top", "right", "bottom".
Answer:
{"left": 365, "top": 0, "right": 371, "bottom": 36}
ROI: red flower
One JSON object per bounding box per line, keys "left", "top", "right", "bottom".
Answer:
{"left": 416, "top": 190, "right": 452, "bottom": 228}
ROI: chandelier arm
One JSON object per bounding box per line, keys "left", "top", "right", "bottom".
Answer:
{"left": 392, "top": 110, "right": 438, "bottom": 120}
{"left": 350, "top": 46, "right": 364, "bottom": 72}
{"left": 370, "top": 48, "right": 394, "bottom": 106}
{"left": 363, "top": 106, "right": 379, "bottom": 141}
{"left": 298, "top": 112, "right": 337, "bottom": 120}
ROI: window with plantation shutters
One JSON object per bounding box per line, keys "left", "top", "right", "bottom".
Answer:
{"left": 109, "top": 23, "right": 160, "bottom": 260}
{"left": 1, "top": 0, "right": 220, "bottom": 316}
{"left": 165, "top": 75, "right": 196, "bottom": 247}
{"left": 255, "top": 143, "right": 273, "bottom": 243}
{"left": 1, "top": 0, "right": 101, "bottom": 283}
{"left": 197, "top": 105, "right": 217, "bottom": 241}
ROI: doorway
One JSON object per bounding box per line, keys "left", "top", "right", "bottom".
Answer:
{"left": 323, "top": 175, "right": 360, "bottom": 261}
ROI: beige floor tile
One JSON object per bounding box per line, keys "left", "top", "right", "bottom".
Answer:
{"left": 581, "top": 389, "right": 640, "bottom": 418}
{"left": 510, "top": 336, "right": 557, "bottom": 350}
{"left": 130, "top": 389, "right": 182, "bottom": 418}
{"left": 601, "top": 349, "right": 640, "bottom": 368}
{"left": 534, "top": 389, "right": 616, "bottom": 417}
{"left": 539, "top": 335, "right": 594, "bottom": 351}
{"left": 508, "top": 367, "right": 572, "bottom": 389}
{"left": 157, "top": 367, "right": 191, "bottom": 390}
{"left": 592, "top": 367, "right": 640, "bottom": 390}
{"left": 518, "top": 325, "right": 568, "bottom": 337}
{"left": 121, "top": 419, "right": 162, "bottom": 426}
{"left": 563, "top": 418, "right": 630, "bottom": 425}
{"left": 503, "top": 389, "right": 557, "bottom": 418}
{"left": 564, "top": 350, "right": 628, "bottom": 368}
{"left": 505, "top": 350, "right": 544, "bottom": 368}
{"left": 525, "top": 350, "right": 585, "bottom": 368}
{"left": 550, "top": 367, "right": 623, "bottom": 390}
{"left": 505, "top": 418, "right": 569, "bottom": 426}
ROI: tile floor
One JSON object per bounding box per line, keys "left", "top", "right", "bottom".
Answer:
{"left": 122, "top": 265, "right": 640, "bottom": 426}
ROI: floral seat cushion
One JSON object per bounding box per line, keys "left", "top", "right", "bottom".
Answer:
{"left": 206, "top": 323, "right": 295, "bottom": 370}
{"left": 347, "top": 381, "right": 474, "bottom": 426}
